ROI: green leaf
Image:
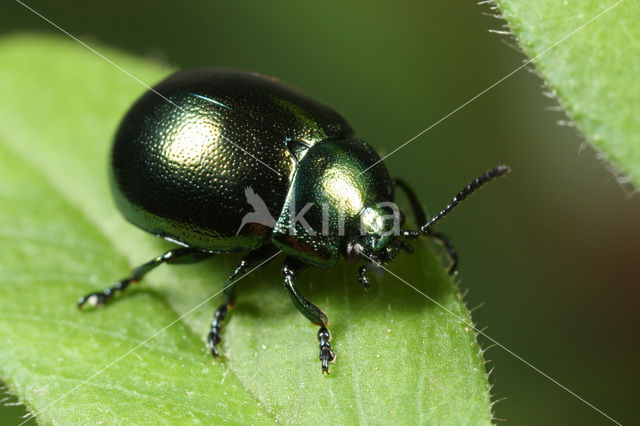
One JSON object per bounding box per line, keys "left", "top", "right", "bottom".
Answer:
{"left": 0, "top": 35, "right": 491, "bottom": 424}
{"left": 493, "top": 0, "right": 640, "bottom": 187}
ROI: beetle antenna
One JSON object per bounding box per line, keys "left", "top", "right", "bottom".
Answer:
{"left": 402, "top": 165, "right": 510, "bottom": 239}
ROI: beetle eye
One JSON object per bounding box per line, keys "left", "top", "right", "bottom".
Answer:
{"left": 345, "top": 242, "right": 363, "bottom": 264}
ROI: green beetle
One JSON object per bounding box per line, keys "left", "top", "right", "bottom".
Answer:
{"left": 78, "top": 68, "right": 509, "bottom": 373}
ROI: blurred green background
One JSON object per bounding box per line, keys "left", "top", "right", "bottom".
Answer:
{"left": 1, "top": 1, "right": 638, "bottom": 424}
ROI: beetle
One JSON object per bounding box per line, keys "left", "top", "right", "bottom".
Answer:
{"left": 78, "top": 68, "right": 509, "bottom": 373}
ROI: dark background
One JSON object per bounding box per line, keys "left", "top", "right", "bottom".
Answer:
{"left": 2, "top": 1, "right": 638, "bottom": 424}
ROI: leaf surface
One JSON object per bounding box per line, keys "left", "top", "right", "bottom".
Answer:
{"left": 494, "top": 0, "right": 640, "bottom": 186}
{"left": 0, "top": 35, "right": 491, "bottom": 424}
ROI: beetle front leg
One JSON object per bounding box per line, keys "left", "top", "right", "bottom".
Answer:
{"left": 394, "top": 178, "right": 459, "bottom": 274}
{"left": 282, "top": 256, "right": 335, "bottom": 374}
{"left": 208, "top": 245, "right": 279, "bottom": 358}
{"left": 429, "top": 231, "right": 458, "bottom": 273}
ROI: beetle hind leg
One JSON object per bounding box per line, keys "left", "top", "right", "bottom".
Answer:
{"left": 282, "top": 256, "right": 336, "bottom": 374}
{"left": 78, "top": 247, "right": 212, "bottom": 308}
{"left": 208, "top": 245, "right": 279, "bottom": 358}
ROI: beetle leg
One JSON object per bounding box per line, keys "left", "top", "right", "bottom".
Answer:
{"left": 393, "top": 178, "right": 458, "bottom": 273}
{"left": 78, "top": 247, "right": 212, "bottom": 308}
{"left": 429, "top": 231, "right": 458, "bottom": 274}
{"left": 208, "top": 245, "right": 280, "bottom": 358}
{"left": 358, "top": 265, "right": 370, "bottom": 289}
{"left": 393, "top": 177, "right": 427, "bottom": 225}
{"left": 282, "top": 256, "right": 335, "bottom": 374}
{"left": 398, "top": 239, "right": 414, "bottom": 254}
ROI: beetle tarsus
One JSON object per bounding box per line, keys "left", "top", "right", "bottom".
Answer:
{"left": 318, "top": 326, "right": 335, "bottom": 374}
{"left": 77, "top": 278, "right": 133, "bottom": 308}
{"left": 358, "top": 265, "right": 370, "bottom": 289}
{"left": 208, "top": 303, "right": 228, "bottom": 358}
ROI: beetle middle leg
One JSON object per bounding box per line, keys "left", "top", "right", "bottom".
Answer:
{"left": 78, "top": 247, "right": 212, "bottom": 308}
{"left": 208, "top": 245, "right": 280, "bottom": 357}
{"left": 282, "top": 256, "right": 335, "bottom": 374}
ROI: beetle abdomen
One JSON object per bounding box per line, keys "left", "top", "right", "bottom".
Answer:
{"left": 110, "top": 69, "right": 354, "bottom": 252}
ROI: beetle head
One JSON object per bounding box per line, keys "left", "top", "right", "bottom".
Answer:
{"left": 343, "top": 202, "right": 404, "bottom": 265}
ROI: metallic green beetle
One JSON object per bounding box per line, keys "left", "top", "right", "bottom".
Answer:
{"left": 78, "top": 68, "right": 509, "bottom": 373}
